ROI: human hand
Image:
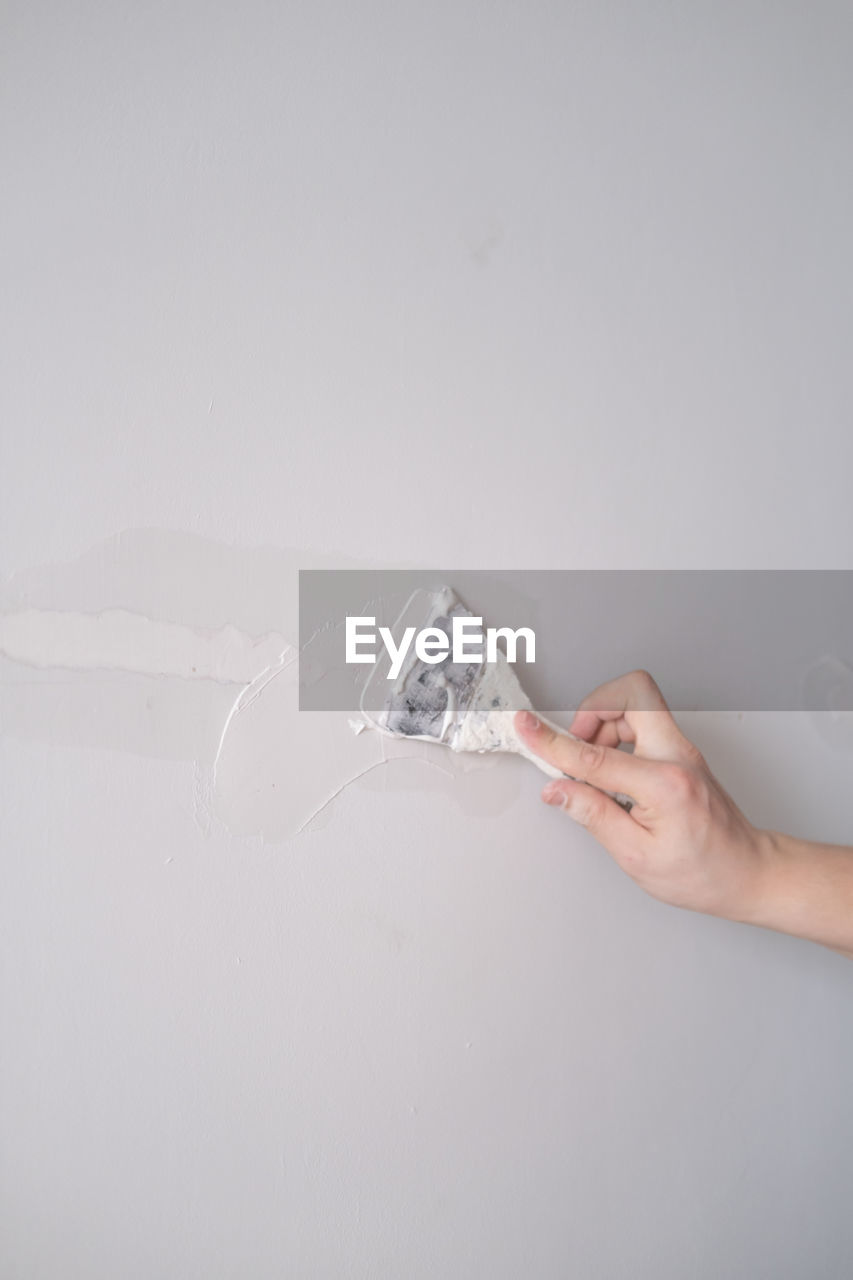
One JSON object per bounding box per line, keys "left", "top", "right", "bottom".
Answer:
{"left": 514, "top": 670, "right": 766, "bottom": 922}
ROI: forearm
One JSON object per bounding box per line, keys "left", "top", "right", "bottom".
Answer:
{"left": 740, "top": 829, "right": 853, "bottom": 956}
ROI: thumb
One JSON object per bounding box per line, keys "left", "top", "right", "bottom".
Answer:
{"left": 542, "top": 778, "right": 642, "bottom": 857}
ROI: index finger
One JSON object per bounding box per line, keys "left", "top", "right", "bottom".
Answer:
{"left": 515, "top": 709, "right": 662, "bottom": 802}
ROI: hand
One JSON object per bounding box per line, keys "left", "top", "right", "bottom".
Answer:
{"left": 514, "top": 670, "right": 766, "bottom": 921}
{"left": 516, "top": 671, "right": 853, "bottom": 955}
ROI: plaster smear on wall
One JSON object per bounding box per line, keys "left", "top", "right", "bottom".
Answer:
{"left": 0, "top": 608, "right": 290, "bottom": 683}
{"left": 0, "top": 529, "right": 520, "bottom": 840}
{"left": 210, "top": 646, "right": 520, "bottom": 839}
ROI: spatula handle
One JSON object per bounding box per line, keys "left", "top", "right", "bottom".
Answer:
{"left": 523, "top": 717, "right": 634, "bottom": 812}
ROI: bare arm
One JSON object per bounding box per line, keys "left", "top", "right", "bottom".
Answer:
{"left": 746, "top": 830, "right": 853, "bottom": 958}
{"left": 515, "top": 671, "right": 853, "bottom": 958}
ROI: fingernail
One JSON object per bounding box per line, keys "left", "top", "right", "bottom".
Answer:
{"left": 543, "top": 783, "right": 563, "bottom": 805}
{"left": 517, "top": 710, "right": 540, "bottom": 731}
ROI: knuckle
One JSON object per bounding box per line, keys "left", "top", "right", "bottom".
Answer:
{"left": 661, "top": 762, "right": 698, "bottom": 800}
{"left": 629, "top": 669, "right": 664, "bottom": 708}
{"left": 631, "top": 668, "right": 658, "bottom": 694}
{"left": 570, "top": 788, "right": 602, "bottom": 829}
{"left": 680, "top": 739, "right": 706, "bottom": 769}
{"left": 578, "top": 739, "right": 607, "bottom": 776}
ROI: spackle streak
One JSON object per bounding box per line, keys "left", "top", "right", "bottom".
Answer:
{"left": 296, "top": 753, "right": 456, "bottom": 833}
{"left": 0, "top": 532, "right": 522, "bottom": 842}
{"left": 0, "top": 609, "right": 290, "bottom": 684}
{"left": 211, "top": 651, "right": 300, "bottom": 795}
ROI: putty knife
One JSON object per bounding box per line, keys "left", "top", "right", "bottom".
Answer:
{"left": 358, "top": 586, "right": 632, "bottom": 807}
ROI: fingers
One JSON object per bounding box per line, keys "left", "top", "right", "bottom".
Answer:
{"left": 515, "top": 709, "right": 661, "bottom": 802}
{"left": 573, "top": 716, "right": 632, "bottom": 749}
{"left": 570, "top": 708, "right": 635, "bottom": 746}
{"left": 567, "top": 669, "right": 695, "bottom": 763}
{"left": 542, "top": 777, "right": 648, "bottom": 859}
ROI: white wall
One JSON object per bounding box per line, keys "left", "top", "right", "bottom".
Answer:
{"left": 2, "top": 3, "right": 852, "bottom": 1277}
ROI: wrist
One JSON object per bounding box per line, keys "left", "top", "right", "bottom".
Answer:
{"left": 740, "top": 828, "right": 789, "bottom": 927}
{"left": 719, "top": 825, "right": 781, "bottom": 928}
{"left": 738, "top": 827, "right": 853, "bottom": 953}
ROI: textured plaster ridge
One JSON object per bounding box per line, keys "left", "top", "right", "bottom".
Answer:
{"left": 0, "top": 608, "right": 292, "bottom": 684}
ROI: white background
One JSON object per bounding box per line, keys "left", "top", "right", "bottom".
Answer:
{"left": 2, "top": 2, "right": 853, "bottom": 1276}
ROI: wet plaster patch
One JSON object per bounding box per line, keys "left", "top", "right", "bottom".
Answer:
{"left": 0, "top": 529, "right": 518, "bottom": 841}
